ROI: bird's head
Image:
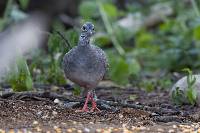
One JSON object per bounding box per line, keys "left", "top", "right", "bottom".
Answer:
{"left": 81, "top": 22, "right": 95, "bottom": 38}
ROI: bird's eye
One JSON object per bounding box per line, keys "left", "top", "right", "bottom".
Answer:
{"left": 92, "top": 28, "right": 95, "bottom": 31}
{"left": 82, "top": 26, "right": 86, "bottom": 31}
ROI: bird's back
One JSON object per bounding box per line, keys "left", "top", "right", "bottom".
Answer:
{"left": 63, "top": 44, "right": 107, "bottom": 89}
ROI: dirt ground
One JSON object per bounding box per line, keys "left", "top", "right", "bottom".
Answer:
{"left": 0, "top": 82, "right": 200, "bottom": 133}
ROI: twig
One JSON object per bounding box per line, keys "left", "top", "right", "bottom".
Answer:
{"left": 153, "top": 116, "right": 184, "bottom": 123}
{"left": 56, "top": 31, "right": 72, "bottom": 49}
{"left": 191, "top": 0, "right": 200, "bottom": 17}
{"left": 0, "top": 91, "right": 73, "bottom": 101}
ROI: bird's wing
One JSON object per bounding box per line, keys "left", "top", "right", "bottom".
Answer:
{"left": 92, "top": 45, "right": 109, "bottom": 79}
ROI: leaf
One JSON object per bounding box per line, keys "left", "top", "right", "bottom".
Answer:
{"left": 18, "top": 0, "right": 29, "bottom": 10}
{"left": 127, "top": 58, "right": 141, "bottom": 75}
{"left": 65, "top": 29, "right": 79, "bottom": 47}
{"left": 73, "top": 85, "right": 81, "bottom": 96}
{"left": 129, "top": 94, "right": 137, "bottom": 101}
{"left": 136, "top": 31, "right": 155, "bottom": 48}
{"left": 79, "top": 1, "right": 98, "bottom": 19}
{"left": 7, "top": 56, "right": 33, "bottom": 92}
{"left": 187, "top": 88, "right": 197, "bottom": 105}
{"left": 94, "top": 33, "right": 111, "bottom": 47}
{"left": 102, "top": 3, "right": 118, "bottom": 20}
{"left": 109, "top": 55, "right": 129, "bottom": 85}
{"left": 171, "top": 87, "right": 186, "bottom": 105}
{"left": 193, "top": 25, "right": 200, "bottom": 40}
{"left": 182, "top": 68, "right": 192, "bottom": 75}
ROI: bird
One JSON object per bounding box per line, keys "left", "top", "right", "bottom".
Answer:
{"left": 63, "top": 22, "right": 108, "bottom": 112}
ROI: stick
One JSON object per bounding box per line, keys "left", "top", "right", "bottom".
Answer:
{"left": 56, "top": 31, "right": 72, "bottom": 49}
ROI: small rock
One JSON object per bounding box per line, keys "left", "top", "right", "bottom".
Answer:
{"left": 63, "top": 102, "right": 80, "bottom": 108}
{"left": 89, "top": 122, "right": 94, "bottom": 124}
{"left": 67, "top": 128, "right": 73, "bottom": 133}
{"left": 84, "top": 128, "right": 90, "bottom": 133}
{"left": 52, "top": 111, "right": 58, "bottom": 115}
{"left": 168, "top": 129, "right": 175, "bottom": 133}
{"left": 33, "top": 121, "right": 38, "bottom": 125}
{"left": 54, "top": 99, "right": 60, "bottom": 104}
{"left": 96, "top": 129, "right": 102, "bottom": 132}
{"left": 77, "top": 130, "right": 82, "bottom": 133}
{"left": 172, "top": 125, "right": 177, "bottom": 128}
{"left": 157, "top": 128, "right": 164, "bottom": 132}
{"left": 151, "top": 112, "right": 159, "bottom": 116}
{"left": 36, "top": 111, "right": 42, "bottom": 116}
{"left": 119, "top": 114, "right": 123, "bottom": 119}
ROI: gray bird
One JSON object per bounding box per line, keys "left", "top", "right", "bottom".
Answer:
{"left": 63, "top": 22, "right": 108, "bottom": 112}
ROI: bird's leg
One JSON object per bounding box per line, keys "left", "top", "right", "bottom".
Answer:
{"left": 76, "top": 91, "right": 91, "bottom": 112}
{"left": 90, "top": 90, "right": 100, "bottom": 112}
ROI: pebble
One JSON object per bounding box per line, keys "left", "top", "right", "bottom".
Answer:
{"left": 84, "top": 128, "right": 90, "bottom": 132}
{"left": 52, "top": 111, "right": 58, "bottom": 115}
{"left": 35, "top": 126, "right": 42, "bottom": 132}
{"left": 157, "top": 128, "right": 164, "bottom": 132}
{"left": 33, "top": 121, "right": 38, "bottom": 125}
{"left": 36, "top": 111, "right": 42, "bottom": 116}
{"left": 168, "top": 129, "right": 175, "bottom": 133}
{"left": 96, "top": 129, "right": 102, "bottom": 132}
{"left": 54, "top": 99, "right": 60, "bottom": 104}
{"left": 77, "top": 130, "right": 82, "bottom": 133}
{"left": 119, "top": 114, "right": 123, "bottom": 119}
{"left": 67, "top": 128, "right": 73, "bottom": 133}
{"left": 89, "top": 122, "right": 94, "bottom": 124}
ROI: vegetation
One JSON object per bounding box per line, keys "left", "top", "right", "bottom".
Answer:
{"left": 172, "top": 68, "right": 197, "bottom": 105}
{"left": 0, "top": 0, "right": 200, "bottom": 104}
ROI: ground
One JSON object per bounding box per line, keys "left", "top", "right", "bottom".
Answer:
{"left": 0, "top": 82, "right": 200, "bottom": 133}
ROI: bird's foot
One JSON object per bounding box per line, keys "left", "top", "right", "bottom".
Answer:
{"left": 90, "top": 98, "right": 100, "bottom": 112}
{"left": 90, "top": 106, "right": 100, "bottom": 112}
{"left": 76, "top": 91, "right": 91, "bottom": 112}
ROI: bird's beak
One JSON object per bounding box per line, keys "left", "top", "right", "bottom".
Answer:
{"left": 90, "top": 30, "right": 95, "bottom": 36}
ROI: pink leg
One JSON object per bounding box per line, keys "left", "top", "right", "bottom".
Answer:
{"left": 76, "top": 92, "right": 91, "bottom": 112}
{"left": 90, "top": 93, "right": 100, "bottom": 112}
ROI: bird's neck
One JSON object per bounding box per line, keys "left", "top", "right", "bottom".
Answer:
{"left": 78, "top": 33, "right": 90, "bottom": 46}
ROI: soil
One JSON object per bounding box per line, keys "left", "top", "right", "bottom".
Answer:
{"left": 0, "top": 82, "right": 200, "bottom": 133}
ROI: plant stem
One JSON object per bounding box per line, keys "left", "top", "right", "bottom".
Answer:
{"left": 97, "top": 1, "right": 125, "bottom": 56}
{"left": 191, "top": 0, "right": 200, "bottom": 17}
{"left": 3, "top": 0, "right": 13, "bottom": 18}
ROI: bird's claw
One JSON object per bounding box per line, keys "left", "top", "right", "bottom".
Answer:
{"left": 90, "top": 106, "right": 100, "bottom": 112}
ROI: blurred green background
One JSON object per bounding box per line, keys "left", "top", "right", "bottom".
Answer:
{"left": 0, "top": 0, "right": 200, "bottom": 93}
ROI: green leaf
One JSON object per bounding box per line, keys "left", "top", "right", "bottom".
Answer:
{"left": 193, "top": 25, "right": 200, "bottom": 40}
{"left": 109, "top": 55, "right": 129, "bottom": 85}
{"left": 129, "top": 94, "right": 137, "bottom": 101}
{"left": 79, "top": 1, "right": 98, "bottom": 19}
{"left": 73, "top": 85, "right": 81, "bottom": 96}
{"left": 65, "top": 29, "right": 79, "bottom": 47}
{"left": 94, "top": 33, "right": 111, "bottom": 47}
{"left": 18, "top": 0, "right": 29, "bottom": 10}
{"left": 136, "top": 32, "right": 155, "bottom": 48}
{"left": 187, "top": 88, "right": 197, "bottom": 105}
{"left": 127, "top": 58, "right": 141, "bottom": 75}
{"left": 7, "top": 56, "right": 33, "bottom": 92}
{"left": 102, "top": 3, "right": 118, "bottom": 20}
{"left": 171, "top": 87, "right": 186, "bottom": 105}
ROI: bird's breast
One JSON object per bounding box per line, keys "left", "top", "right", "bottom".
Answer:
{"left": 63, "top": 46, "right": 106, "bottom": 88}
